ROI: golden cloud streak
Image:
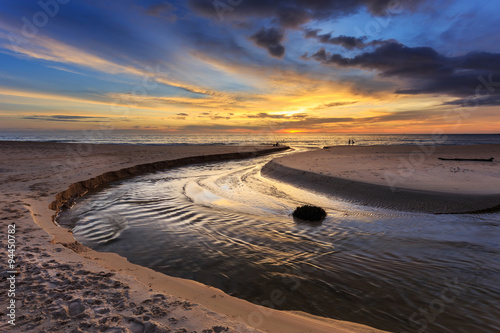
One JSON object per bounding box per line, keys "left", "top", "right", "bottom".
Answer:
{"left": 0, "top": 27, "right": 212, "bottom": 96}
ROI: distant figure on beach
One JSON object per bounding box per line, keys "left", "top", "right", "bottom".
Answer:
{"left": 348, "top": 139, "right": 351, "bottom": 145}
{"left": 273, "top": 142, "right": 280, "bottom": 147}
{"left": 352, "top": 139, "right": 355, "bottom": 145}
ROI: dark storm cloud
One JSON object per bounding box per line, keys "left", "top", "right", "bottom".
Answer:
{"left": 303, "top": 29, "right": 393, "bottom": 50}
{"left": 311, "top": 43, "right": 449, "bottom": 76}
{"left": 249, "top": 27, "right": 285, "bottom": 58}
{"left": 309, "top": 42, "right": 500, "bottom": 103}
{"left": 394, "top": 72, "right": 499, "bottom": 96}
{"left": 189, "top": 0, "right": 423, "bottom": 28}
{"left": 444, "top": 95, "right": 500, "bottom": 107}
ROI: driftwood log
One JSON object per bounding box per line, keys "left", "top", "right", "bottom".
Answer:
{"left": 438, "top": 157, "right": 494, "bottom": 162}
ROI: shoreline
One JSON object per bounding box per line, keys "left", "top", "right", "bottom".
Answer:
{"left": 0, "top": 141, "right": 386, "bottom": 333}
{"left": 262, "top": 144, "right": 500, "bottom": 214}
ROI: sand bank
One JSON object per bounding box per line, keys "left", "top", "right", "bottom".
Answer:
{"left": 262, "top": 144, "right": 500, "bottom": 213}
{"left": 0, "top": 141, "right": 386, "bottom": 333}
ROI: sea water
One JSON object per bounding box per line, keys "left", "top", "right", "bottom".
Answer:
{"left": 2, "top": 132, "right": 500, "bottom": 148}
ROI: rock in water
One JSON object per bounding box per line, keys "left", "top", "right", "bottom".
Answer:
{"left": 292, "top": 205, "right": 327, "bottom": 222}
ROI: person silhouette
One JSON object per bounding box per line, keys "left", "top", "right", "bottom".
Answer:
{"left": 348, "top": 139, "right": 351, "bottom": 145}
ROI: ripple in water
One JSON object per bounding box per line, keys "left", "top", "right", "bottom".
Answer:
{"left": 58, "top": 150, "right": 500, "bottom": 333}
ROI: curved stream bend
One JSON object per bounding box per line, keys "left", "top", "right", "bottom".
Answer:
{"left": 58, "top": 148, "right": 500, "bottom": 333}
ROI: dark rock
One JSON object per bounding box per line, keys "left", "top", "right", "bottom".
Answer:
{"left": 292, "top": 205, "right": 327, "bottom": 222}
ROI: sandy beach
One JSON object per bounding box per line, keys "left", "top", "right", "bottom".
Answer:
{"left": 262, "top": 144, "right": 500, "bottom": 213}
{"left": 0, "top": 141, "right": 386, "bottom": 333}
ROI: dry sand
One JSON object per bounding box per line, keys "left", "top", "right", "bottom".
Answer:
{"left": 262, "top": 144, "right": 500, "bottom": 213}
{"left": 0, "top": 141, "right": 386, "bottom": 333}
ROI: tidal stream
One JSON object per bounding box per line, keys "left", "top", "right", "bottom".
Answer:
{"left": 58, "top": 148, "right": 500, "bottom": 333}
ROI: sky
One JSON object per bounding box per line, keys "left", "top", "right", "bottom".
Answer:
{"left": 0, "top": 0, "right": 499, "bottom": 134}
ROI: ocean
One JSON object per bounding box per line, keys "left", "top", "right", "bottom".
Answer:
{"left": 1, "top": 131, "right": 500, "bottom": 147}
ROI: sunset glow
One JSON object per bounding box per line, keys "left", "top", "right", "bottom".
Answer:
{"left": 1, "top": 1, "right": 499, "bottom": 134}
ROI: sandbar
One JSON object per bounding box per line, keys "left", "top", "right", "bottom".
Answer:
{"left": 262, "top": 144, "right": 500, "bottom": 213}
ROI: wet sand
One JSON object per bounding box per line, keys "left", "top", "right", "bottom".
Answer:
{"left": 262, "top": 144, "right": 500, "bottom": 213}
{"left": 0, "top": 141, "right": 386, "bottom": 333}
